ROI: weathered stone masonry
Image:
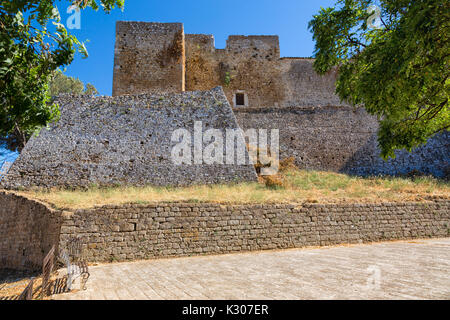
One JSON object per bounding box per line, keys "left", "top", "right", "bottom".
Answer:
{"left": 111, "top": 21, "right": 449, "bottom": 178}
{"left": 1, "top": 191, "right": 448, "bottom": 270}
{"left": 113, "top": 22, "right": 185, "bottom": 96}
{"left": 234, "top": 106, "right": 450, "bottom": 177}
{"left": 1, "top": 87, "right": 257, "bottom": 189}
{"left": 58, "top": 201, "right": 450, "bottom": 263}
{"left": 115, "top": 22, "right": 342, "bottom": 108}
{"left": 0, "top": 192, "right": 62, "bottom": 271}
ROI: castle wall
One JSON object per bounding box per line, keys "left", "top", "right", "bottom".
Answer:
{"left": 112, "top": 22, "right": 185, "bottom": 96}
{"left": 110, "top": 21, "right": 349, "bottom": 108}
{"left": 234, "top": 106, "right": 450, "bottom": 177}
{"left": 185, "top": 34, "right": 285, "bottom": 108}
{"left": 184, "top": 34, "right": 219, "bottom": 92}
{"left": 1, "top": 88, "right": 257, "bottom": 190}
{"left": 2, "top": 193, "right": 448, "bottom": 270}
{"left": 0, "top": 192, "right": 62, "bottom": 271}
{"left": 60, "top": 200, "right": 450, "bottom": 263}
{"left": 184, "top": 34, "right": 346, "bottom": 109}
{"left": 280, "top": 59, "right": 344, "bottom": 106}
{"left": 86, "top": 21, "right": 450, "bottom": 178}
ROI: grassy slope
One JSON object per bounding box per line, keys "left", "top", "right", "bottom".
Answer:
{"left": 18, "top": 169, "right": 450, "bottom": 210}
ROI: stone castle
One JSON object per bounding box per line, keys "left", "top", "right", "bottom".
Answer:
{"left": 1, "top": 23, "right": 449, "bottom": 273}
{"left": 113, "top": 22, "right": 448, "bottom": 178}
{"left": 112, "top": 22, "right": 342, "bottom": 107}
{"left": 2, "top": 21, "right": 448, "bottom": 189}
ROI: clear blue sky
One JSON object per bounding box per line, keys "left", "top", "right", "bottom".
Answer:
{"left": 60, "top": 0, "right": 337, "bottom": 96}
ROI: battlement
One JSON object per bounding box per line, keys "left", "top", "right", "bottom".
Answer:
{"left": 112, "top": 21, "right": 343, "bottom": 108}
{"left": 226, "top": 35, "right": 280, "bottom": 56}
{"left": 115, "top": 21, "right": 183, "bottom": 36}
{"left": 185, "top": 34, "right": 280, "bottom": 56}
{"left": 185, "top": 34, "right": 215, "bottom": 52}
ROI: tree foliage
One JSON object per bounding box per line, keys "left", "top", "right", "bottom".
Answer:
{"left": 309, "top": 0, "right": 449, "bottom": 158}
{"left": 0, "top": 0, "right": 124, "bottom": 151}
{"left": 49, "top": 69, "right": 98, "bottom": 96}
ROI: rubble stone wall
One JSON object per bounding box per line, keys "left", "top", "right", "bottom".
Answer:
{"left": 0, "top": 192, "right": 62, "bottom": 271}
{"left": 1, "top": 88, "right": 257, "bottom": 189}
{"left": 1, "top": 192, "right": 448, "bottom": 269}
{"left": 59, "top": 200, "right": 450, "bottom": 263}
{"left": 234, "top": 106, "right": 450, "bottom": 177}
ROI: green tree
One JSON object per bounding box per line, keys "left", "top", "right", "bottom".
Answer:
{"left": 0, "top": 0, "right": 124, "bottom": 151}
{"left": 309, "top": 0, "right": 449, "bottom": 158}
{"left": 49, "top": 69, "right": 99, "bottom": 96}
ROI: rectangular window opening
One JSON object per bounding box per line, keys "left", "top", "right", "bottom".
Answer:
{"left": 236, "top": 93, "right": 245, "bottom": 106}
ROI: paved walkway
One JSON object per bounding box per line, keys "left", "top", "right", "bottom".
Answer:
{"left": 53, "top": 238, "right": 450, "bottom": 300}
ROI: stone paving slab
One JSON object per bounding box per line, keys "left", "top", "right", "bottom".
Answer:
{"left": 53, "top": 239, "right": 450, "bottom": 300}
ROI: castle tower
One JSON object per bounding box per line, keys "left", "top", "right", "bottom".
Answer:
{"left": 112, "top": 21, "right": 185, "bottom": 96}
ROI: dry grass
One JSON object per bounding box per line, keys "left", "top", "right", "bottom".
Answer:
{"left": 17, "top": 169, "right": 450, "bottom": 210}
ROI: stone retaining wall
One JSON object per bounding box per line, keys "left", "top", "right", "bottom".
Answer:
{"left": 1, "top": 192, "right": 448, "bottom": 269}
{"left": 59, "top": 200, "right": 450, "bottom": 263}
{"left": 0, "top": 192, "right": 62, "bottom": 271}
